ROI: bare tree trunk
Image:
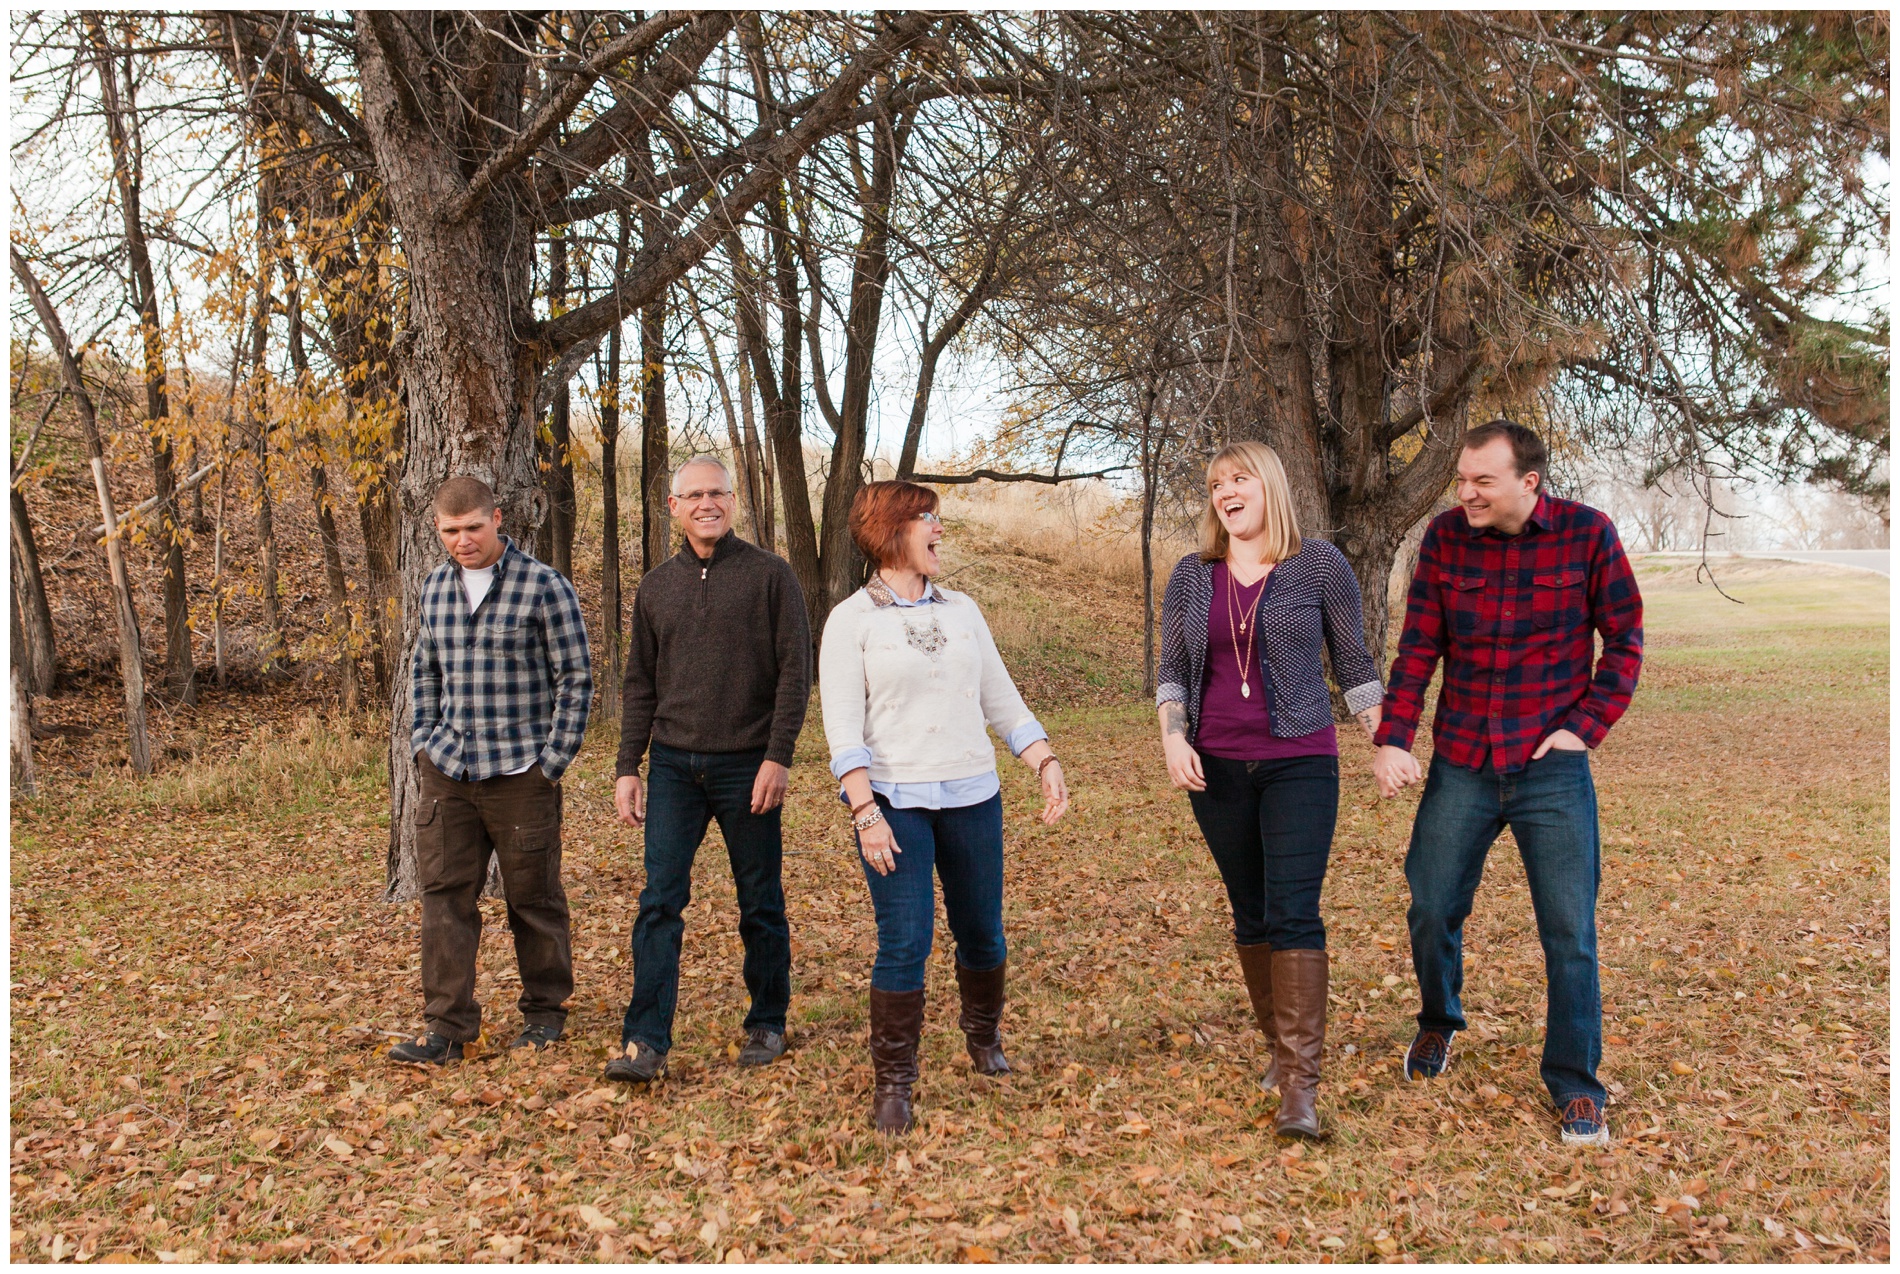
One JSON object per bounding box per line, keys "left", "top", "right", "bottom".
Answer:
{"left": 242, "top": 189, "right": 286, "bottom": 669}
{"left": 87, "top": 14, "right": 193, "bottom": 703}
{"left": 545, "top": 228, "right": 576, "bottom": 576}
{"left": 356, "top": 461, "right": 399, "bottom": 696}
{"left": 212, "top": 454, "right": 229, "bottom": 688}
{"left": 12, "top": 247, "right": 152, "bottom": 775}
{"left": 640, "top": 294, "right": 671, "bottom": 572}
{"left": 737, "top": 327, "right": 773, "bottom": 552}
{"left": 633, "top": 132, "right": 673, "bottom": 573}
{"left": 11, "top": 635, "right": 36, "bottom": 798}
{"left": 286, "top": 273, "right": 362, "bottom": 713}
{"left": 597, "top": 210, "right": 631, "bottom": 695}
{"left": 816, "top": 110, "right": 913, "bottom": 616}
{"left": 736, "top": 192, "right": 824, "bottom": 633}
{"left": 1140, "top": 407, "right": 1159, "bottom": 698}
{"left": 10, "top": 484, "right": 57, "bottom": 696}
{"left": 687, "top": 286, "right": 756, "bottom": 542}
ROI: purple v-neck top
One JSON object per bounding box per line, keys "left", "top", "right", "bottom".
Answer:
{"left": 1196, "top": 561, "right": 1338, "bottom": 762}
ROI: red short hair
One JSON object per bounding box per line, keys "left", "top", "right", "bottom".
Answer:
{"left": 849, "top": 481, "right": 939, "bottom": 570}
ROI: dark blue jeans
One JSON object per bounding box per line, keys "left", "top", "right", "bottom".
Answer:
{"left": 1405, "top": 749, "right": 1603, "bottom": 1105}
{"left": 1187, "top": 753, "right": 1339, "bottom": 950}
{"left": 858, "top": 793, "right": 1007, "bottom": 993}
{"left": 621, "top": 743, "right": 791, "bottom": 1053}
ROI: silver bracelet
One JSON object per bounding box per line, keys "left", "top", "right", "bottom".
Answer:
{"left": 853, "top": 807, "right": 885, "bottom": 832}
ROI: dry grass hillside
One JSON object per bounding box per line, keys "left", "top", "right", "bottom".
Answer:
{"left": 10, "top": 478, "right": 1890, "bottom": 1263}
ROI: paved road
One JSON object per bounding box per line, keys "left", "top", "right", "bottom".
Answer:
{"left": 1638, "top": 550, "right": 1890, "bottom": 576}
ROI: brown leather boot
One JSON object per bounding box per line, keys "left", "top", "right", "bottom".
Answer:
{"left": 868, "top": 987, "right": 926, "bottom": 1134}
{"left": 955, "top": 960, "right": 1010, "bottom": 1076}
{"left": 1235, "top": 942, "right": 1278, "bottom": 1092}
{"left": 1270, "top": 948, "right": 1328, "bottom": 1139}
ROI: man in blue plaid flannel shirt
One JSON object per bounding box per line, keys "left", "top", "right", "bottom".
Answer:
{"left": 390, "top": 476, "right": 593, "bottom": 1064}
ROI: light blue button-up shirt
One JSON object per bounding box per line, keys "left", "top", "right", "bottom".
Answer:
{"left": 830, "top": 581, "right": 1047, "bottom": 810}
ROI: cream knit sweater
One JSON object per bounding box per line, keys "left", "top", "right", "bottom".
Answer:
{"left": 819, "top": 584, "right": 1038, "bottom": 784}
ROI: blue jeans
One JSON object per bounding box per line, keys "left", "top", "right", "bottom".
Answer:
{"left": 1187, "top": 753, "right": 1338, "bottom": 950}
{"left": 858, "top": 793, "right": 1007, "bottom": 993}
{"left": 1405, "top": 750, "right": 1604, "bottom": 1105}
{"left": 621, "top": 743, "right": 791, "bottom": 1052}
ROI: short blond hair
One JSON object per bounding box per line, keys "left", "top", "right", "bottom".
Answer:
{"left": 1198, "top": 440, "right": 1303, "bottom": 563}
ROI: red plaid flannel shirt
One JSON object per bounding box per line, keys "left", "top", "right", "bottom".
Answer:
{"left": 1374, "top": 493, "right": 1643, "bottom": 773}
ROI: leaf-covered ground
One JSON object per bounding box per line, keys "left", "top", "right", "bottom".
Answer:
{"left": 10, "top": 556, "right": 1888, "bottom": 1263}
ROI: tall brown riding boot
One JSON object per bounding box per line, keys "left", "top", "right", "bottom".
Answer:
{"left": 955, "top": 960, "right": 1010, "bottom": 1076}
{"left": 868, "top": 987, "right": 926, "bottom": 1134}
{"left": 1270, "top": 948, "right": 1328, "bottom": 1139}
{"left": 1235, "top": 942, "right": 1279, "bottom": 1092}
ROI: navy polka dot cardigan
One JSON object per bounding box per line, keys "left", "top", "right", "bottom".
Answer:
{"left": 1157, "top": 538, "right": 1384, "bottom": 743}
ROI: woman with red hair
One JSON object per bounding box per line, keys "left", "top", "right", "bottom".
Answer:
{"left": 819, "top": 480, "right": 1070, "bottom": 1134}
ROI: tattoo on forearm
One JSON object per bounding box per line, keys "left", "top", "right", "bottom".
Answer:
{"left": 1355, "top": 709, "right": 1379, "bottom": 738}
{"left": 1162, "top": 702, "right": 1186, "bottom": 738}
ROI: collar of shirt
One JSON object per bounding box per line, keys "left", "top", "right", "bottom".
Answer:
{"left": 866, "top": 573, "right": 943, "bottom": 608}
{"left": 678, "top": 529, "right": 740, "bottom": 570}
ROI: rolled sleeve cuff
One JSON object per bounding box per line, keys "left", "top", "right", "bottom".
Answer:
{"left": 1372, "top": 719, "right": 1416, "bottom": 751}
{"left": 1003, "top": 721, "right": 1048, "bottom": 757}
{"left": 829, "top": 746, "right": 874, "bottom": 780}
{"left": 1343, "top": 681, "right": 1384, "bottom": 715}
{"left": 1560, "top": 709, "right": 1608, "bottom": 749}
{"left": 1156, "top": 682, "right": 1188, "bottom": 708}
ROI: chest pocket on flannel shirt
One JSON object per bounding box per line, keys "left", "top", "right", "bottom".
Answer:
{"left": 487, "top": 610, "right": 535, "bottom": 657}
{"left": 1531, "top": 569, "right": 1586, "bottom": 629}
{"left": 1446, "top": 573, "right": 1488, "bottom": 636}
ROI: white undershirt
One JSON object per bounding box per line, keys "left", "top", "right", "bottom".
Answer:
{"left": 460, "top": 561, "right": 535, "bottom": 776}
{"left": 461, "top": 563, "right": 496, "bottom": 614}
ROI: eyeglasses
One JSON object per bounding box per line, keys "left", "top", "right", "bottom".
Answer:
{"left": 673, "top": 488, "right": 733, "bottom": 504}
{"left": 915, "top": 511, "right": 942, "bottom": 525}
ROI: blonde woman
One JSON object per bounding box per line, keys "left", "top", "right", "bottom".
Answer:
{"left": 1155, "top": 441, "right": 1384, "bottom": 1138}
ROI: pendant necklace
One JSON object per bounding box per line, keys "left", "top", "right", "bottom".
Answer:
{"left": 1225, "top": 562, "right": 1264, "bottom": 699}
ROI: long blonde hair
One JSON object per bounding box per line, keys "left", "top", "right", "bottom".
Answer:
{"left": 1198, "top": 440, "right": 1303, "bottom": 563}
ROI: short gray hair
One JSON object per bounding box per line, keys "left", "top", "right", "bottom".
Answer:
{"left": 670, "top": 454, "right": 732, "bottom": 496}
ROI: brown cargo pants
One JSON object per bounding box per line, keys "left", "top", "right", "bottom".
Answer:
{"left": 415, "top": 754, "right": 573, "bottom": 1042}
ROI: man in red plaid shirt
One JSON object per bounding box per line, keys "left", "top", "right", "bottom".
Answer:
{"left": 1372, "top": 420, "right": 1643, "bottom": 1148}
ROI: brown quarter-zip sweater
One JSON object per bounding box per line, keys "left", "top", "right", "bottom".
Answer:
{"left": 616, "top": 531, "right": 811, "bottom": 776}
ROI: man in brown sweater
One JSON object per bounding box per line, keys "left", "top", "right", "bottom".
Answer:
{"left": 607, "top": 455, "right": 810, "bottom": 1083}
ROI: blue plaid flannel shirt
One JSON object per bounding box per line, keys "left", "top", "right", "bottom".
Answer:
{"left": 410, "top": 536, "right": 593, "bottom": 782}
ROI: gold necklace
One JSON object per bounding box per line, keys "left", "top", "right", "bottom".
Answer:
{"left": 1225, "top": 563, "right": 1263, "bottom": 698}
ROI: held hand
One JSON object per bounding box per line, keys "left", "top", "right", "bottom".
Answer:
{"left": 1162, "top": 736, "right": 1206, "bottom": 792}
{"left": 1532, "top": 728, "right": 1588, "bottom": 759}
{"left": 614, "top": 774, "right": 646, "bottom": 827}
{"left": 858, "top": 816, "right": 902, "bottom": 876}
{"left": 1038, "top": 760, "right": 1070, "bottom": 825}
{"left": 1372, "top": 745, "right": 1422, "bottom": 799}
{"left": 750, "top": 760, "right": 790, "bottom": 814}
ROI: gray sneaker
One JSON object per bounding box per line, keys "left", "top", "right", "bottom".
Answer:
{"left": 736, "top": 1029, "right": 787, "bottom": 1067}
{"left": 604, "top": 1039, "right": 666, "bottom": 1084}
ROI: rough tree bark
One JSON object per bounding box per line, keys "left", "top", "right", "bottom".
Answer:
{"left": 87, "top": 13, "right": 193, "bottom": 703}
{"left": 10, "top": 484, "right": 57, "bottom": 697}
{"left": 11, "top": 625, "right": 35, "bottom": 797}
{"left": 596, "top": 210, "right": 631, "bottom": 696}
{"left": 542, "top": 226, "right": 576, "bottom": 576}
{"left": 12, "top": 247, "right": 153, "bottom": 775}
